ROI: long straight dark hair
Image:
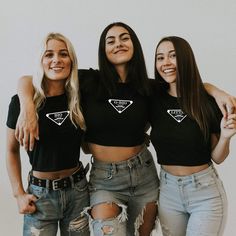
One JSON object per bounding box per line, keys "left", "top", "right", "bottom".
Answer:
{"left": 98, "top": 22, "right": 150, "bottom": 97}
{"left": 154, "top": 36, "right": 216, "bottom": 140}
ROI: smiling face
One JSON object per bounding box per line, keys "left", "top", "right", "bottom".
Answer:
{"left": 42, "top": 39, "right": 72, "bottom": 83}
{"left": 156, "top": 40, "right": 177, "bottom": 85}
{"left": 105, "top": 26, "right": 134, "bottom": 68}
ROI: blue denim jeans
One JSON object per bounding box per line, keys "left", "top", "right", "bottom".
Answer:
{"left": 87, "top": 146, "right": 159, "bottom": 236}
{"left": 23, "top": 176, "right": 90, "bottom": 236}
{"left": 159, "top": 164, "right": 227, "bottom": 236}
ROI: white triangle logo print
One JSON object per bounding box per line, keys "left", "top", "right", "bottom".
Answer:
{"left": 108, "top": 99, "right": 133, "bottom": 113}
{"left": 167, "top": 109, "right": 187, "bottom": 123}
{"left": 46, "top": 111, "right": 70, "bottom": 126}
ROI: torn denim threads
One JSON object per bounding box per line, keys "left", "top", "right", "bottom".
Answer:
{"left": 23, "top": 175, "right": 90, "bottom": 236}
{"left": 87, "top": 146, "right": 159, "bottom": 235}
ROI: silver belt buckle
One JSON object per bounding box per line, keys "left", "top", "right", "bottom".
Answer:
{"left": 52, "top": 179, "right": 61, "bottom": 190}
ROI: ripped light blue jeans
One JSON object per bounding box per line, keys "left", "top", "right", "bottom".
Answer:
{"left": 159, "top": 164, "right": 227, "bottom": 236}
{"left": 86, "top": 146, "right": 159, "bottom": 236}
{"left": 23, "top": 177, "right": 90, "bottom": 236}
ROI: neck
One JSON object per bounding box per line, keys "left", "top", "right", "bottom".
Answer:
{"left": 45, "top": 80, "right": 65, "bottom": 97}
{"left": 115, "top": 64, "right": 127, "bottom": 83}
{"left": 168, "top": 83, "right": 177, "bottom": 97}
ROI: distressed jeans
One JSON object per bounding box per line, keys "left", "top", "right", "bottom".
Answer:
{"left": 23, "top": 177, "right": 90, "bottom": 236}
{"left": 87, "top": 146, "right": 159, "bottom": 236}
{"left": 159, "top": 164, "right": 227, "bottom": 236}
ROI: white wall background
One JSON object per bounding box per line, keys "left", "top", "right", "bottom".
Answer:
{"left": 1, "top": 0, "right": 235, "bottom": 235}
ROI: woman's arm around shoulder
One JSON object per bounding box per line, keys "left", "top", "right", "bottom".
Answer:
{"left": 16, "top": 75, "right": 38, "bottom": 151}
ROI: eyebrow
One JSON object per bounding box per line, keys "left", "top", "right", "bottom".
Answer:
{"left": 105, "top": 32, "right": 130, "bottom": 41}
{"left": 44, "top": 49, "right": 68, "bottom": 53}
{"left": 156, "top": 49, "right": 175, "bottom": 56}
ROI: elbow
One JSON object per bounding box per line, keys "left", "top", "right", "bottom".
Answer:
{"left": 212, "top": 154, "right": 228, "bottom": 165}
{"left": 213, "top": 160, "right": 223, "bottom": 165}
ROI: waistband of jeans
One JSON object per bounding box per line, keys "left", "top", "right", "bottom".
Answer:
{"left": 91, "top": 145, "right": 151, "bottom": 169}
{"left": 160, "top": 162, "right": 217, "bottom": 181}
{"left": 28, "top": 162, "right": 89, "bottom": 190}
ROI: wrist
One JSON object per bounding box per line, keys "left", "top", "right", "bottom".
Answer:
{"left": 219, "top": 135, "right": 231, "bottom": 143}
{"left": 14, "top": 189, "right": 26, "bottom": 198}
{"left": 20, "top": 97, "right": 34, "bottom": 109}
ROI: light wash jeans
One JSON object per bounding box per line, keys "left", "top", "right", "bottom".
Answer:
{"left": 23, "top": 176, "right": 90, "bottom": 236}
{"left": 159, "top": 164, "right": 227, "bottom": 236}
{"left": 87, "top": 146, "right": 159, "bottom": 236}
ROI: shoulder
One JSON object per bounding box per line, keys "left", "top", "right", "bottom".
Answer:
{"left": 207, "top": 94, "right": 221, "bottom": 113}
{"left": 78, "top": 68, "right": 100, "bottom": 93}
{"left": 206, "top": 94, "right": 223, "bottom": 127}
{"left": 78, "top": 68, "right": 99, "bottom": 80}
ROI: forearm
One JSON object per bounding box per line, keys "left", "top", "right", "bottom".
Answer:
{"left": 6, "top": 151, "right": 25, "bottom": 197}
{"left": 204, "top": 82, "right": 226, "bottom": 97}
{"left": 6, "top": 128, "right": 25, "bottom": 197}
{"left": 211, "top": 135, "right": 230, "bottom": 164}
{"left": 17, "top": 75, "right": 34, "bottom": 107}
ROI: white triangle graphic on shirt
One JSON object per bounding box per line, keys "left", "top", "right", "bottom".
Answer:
{"left": 46, "top": 111, "right": 70, "bottom": 126}
{"left": 167, "top": 109, "right": 187, "bottom": 123}
{"left": 108, "top": 99, "right": 133, "bottom": 113}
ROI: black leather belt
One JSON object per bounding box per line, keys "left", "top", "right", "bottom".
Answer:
{"left": 29, "top": 163, "right": 89, "bottom": 190}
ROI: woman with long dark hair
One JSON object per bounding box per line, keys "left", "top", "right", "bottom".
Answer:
{"left": 150, "top": 36, "right": 236, "bottom": 236}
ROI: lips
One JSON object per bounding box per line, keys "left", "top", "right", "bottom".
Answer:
{"left": 114, "top": 49, "right": 127, "bottom": 54}
{"left": 50, "top": 67, "right": 64, "bottom": 72}
{"left": 163, "top": 68, "right": 175, "bottom": 74}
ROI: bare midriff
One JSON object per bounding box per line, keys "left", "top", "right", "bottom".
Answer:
{"left": 33, "top": 165, "right": 80, "bottom": 180}
{"left": 162, "top": 163, "right": 210, "bottom": 176}
{"left": 89, "top": 143, "right": 144, "bottom": 163}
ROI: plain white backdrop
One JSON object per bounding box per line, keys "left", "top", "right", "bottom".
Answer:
{"left": 1, "top": 0, "right": 235, "bottom": 235}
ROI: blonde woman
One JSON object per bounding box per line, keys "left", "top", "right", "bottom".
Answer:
{"left": 6, "top": 33, "right": 89, "bottom": 236}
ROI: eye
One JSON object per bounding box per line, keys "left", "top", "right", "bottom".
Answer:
{"left": 121, "top": 36, "right": 130, "bottom": 42}
{"left": 106, "top": 39, "right": 115, "bottom": 45}
{"left": 60, "top": 51, "right": 69, "bottom": 57}
{"left": 44, "top": 52, "right": 54, "bottom": 58}
{"left": 156, "top": 56, "right": 164, "bottom": 61}
{"left": 169, "top": 52, "right": 176, "bottom": 58}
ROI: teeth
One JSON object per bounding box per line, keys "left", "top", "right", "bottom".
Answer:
{"left": 51, "top": 67, "right": 63, "bottom": 71}
{"left": 163, "top": 69, "right": 174, "bottom": 73}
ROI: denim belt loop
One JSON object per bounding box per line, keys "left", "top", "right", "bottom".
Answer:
{"left": 69, "top": 175, "right": 75, "bottom": 188}
{"left": 107, "top": 164, "right": 114, "bottom": 179}
{"left": 212, "top": 164, "right": 219, "bottom": 178}
{"left": 137, "top": 154, "right": 143, "bottom": 165}
{"left": 192, "top": 175, "right": 197, "bottom": 188}
{"left": 46, "top": 179, "right": 50, "bottom": 189}
{"left": 127, "top": 160, "right": 132, "bottom": 169}
{"left": 112, "top": 163, "right": 117, "bottom": 174}
{"left": 164, "top": 172, "right": 167, "bottom": 184}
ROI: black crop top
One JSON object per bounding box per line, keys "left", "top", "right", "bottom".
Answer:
{"left": 6, "top": 94, "right": 83, "bottom": 172}
{"left": 79, "top": 69, "right": 149, "bottom": 147}
{"left": 150, "top": 92, "right": 222, "bottom": 166}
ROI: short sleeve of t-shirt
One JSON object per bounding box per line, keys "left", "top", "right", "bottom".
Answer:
{"left": 208, "top": 95, "right": 222, "bottom": 134}
{"left": 6, "top": 95, "right": 20, "bottom": 129}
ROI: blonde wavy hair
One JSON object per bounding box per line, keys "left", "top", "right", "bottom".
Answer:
{"left": 32, "top": 32, "right": 85, "bottom": 130}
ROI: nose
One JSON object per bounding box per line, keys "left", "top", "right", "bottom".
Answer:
{"left": 52, "top": 54, "right": 60, "bottom": 63}
{"left": 115, "top": 39, "right": 122, "bottom": 48}
{"left": 163, "top": 57, "right": 171, "bottom": 65}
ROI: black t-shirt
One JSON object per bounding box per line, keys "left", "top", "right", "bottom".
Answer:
{"left": 6, "top": 94, "right": 83, "bottom": 171}
{"left": 79, "top": 69, "right": 150, "bottom": 146}
{"left": 150, "top": 91, "right": 222, "bottom": 166}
